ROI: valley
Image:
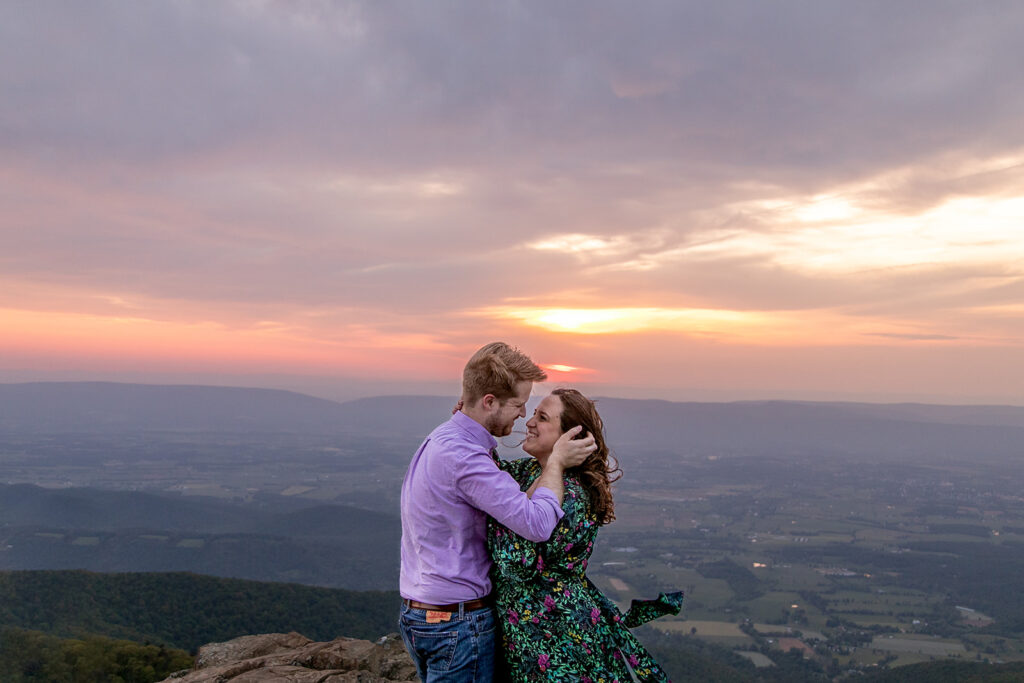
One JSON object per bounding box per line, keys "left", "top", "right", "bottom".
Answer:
{"left": 3, "top": 383, "right": 1024, "bottom": 678}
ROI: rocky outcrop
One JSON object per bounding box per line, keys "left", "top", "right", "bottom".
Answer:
{"left": 162, "top": 631, "right": 418, "bottom": 682}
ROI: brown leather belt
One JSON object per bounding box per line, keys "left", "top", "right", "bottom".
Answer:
{"left": 403, "top": 596, "right": 492, "bottom": 612}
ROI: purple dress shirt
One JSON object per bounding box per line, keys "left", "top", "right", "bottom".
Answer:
{"left": 400, "top": 411, "right": 564, "bottom": 604}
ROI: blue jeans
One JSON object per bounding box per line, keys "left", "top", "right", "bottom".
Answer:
{"left": 399, "top": 602, "right": 497, "bottom": 682}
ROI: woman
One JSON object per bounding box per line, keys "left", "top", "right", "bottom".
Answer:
{"left": 487, "top": 388, "right": 683, "bottom": 681}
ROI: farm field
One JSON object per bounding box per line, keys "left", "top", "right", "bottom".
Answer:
{"left": 585, "top": 443, "right": 1024, "bottom": 675}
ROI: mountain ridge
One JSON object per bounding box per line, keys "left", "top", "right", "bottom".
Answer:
{"left": 4, "top": 380, "right": 1024, "bottom": 434}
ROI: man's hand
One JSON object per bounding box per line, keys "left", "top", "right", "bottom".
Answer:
{"left": 549, "top": 425, "right": 595, "bottom": 470}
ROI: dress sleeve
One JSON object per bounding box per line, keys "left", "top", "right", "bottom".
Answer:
{"left": 487, "top": 458, "right": 543, "bottom": 579}
{"left": 491, "top": 476, "right": 598, "bottom": 580}
{"left": 622, "top": 591, "right": 685, "bottom": 627}
{"left": 535, "top": 478, "right": 598, "bottom": 578}
{"left": 488, "top": 470, "right": 595, "bottom": 582}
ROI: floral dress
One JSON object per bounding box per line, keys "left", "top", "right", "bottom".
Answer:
{"left": 487, "top": 458, "right": 683, "bottom": 682}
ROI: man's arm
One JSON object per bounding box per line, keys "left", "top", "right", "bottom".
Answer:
{"left": 457, "top": 447, "right": 565, "bottom": 542}
{"left": 526, "top": 426, "right": 595, "bottom": 504}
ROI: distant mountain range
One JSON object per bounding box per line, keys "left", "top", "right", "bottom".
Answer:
{"left": 0, "top": 382, "right": 452, "bottom": 436}
{"left": 2, "top": 381, "right": 1023, "bottom": 459}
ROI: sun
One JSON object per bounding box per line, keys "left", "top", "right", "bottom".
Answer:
{"left": 543, "top": 364, "right": 579, "bottom": 373}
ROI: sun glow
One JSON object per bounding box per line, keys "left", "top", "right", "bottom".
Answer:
{"left": 534, "top": 309, "right": 646, "bottom": 333}
{"left": 489, "top": 306, "right": 775, "bottom": 337}
{"left": 483, "top": 304, "right": 990, "bottom": 347}
{"left": 544, "top": 364, "right": 580, "bottom": 373}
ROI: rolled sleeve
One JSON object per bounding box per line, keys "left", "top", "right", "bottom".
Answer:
{"left": 456, "top": 449, "right": 564, "bottom": 542}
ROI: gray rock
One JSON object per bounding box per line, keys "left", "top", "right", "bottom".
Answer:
{"left": 162, "top": 632, "right": 417, "bottom": 682}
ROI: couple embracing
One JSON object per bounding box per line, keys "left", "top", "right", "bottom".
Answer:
{"left": 399, "top": 342, "right": 682, "bottom": 681}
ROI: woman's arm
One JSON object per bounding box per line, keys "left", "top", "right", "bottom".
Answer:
{"left": 493, "top": 477, "right": 595, "bottom": 579}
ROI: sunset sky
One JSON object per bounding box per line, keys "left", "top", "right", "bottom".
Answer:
{"left": 3, "top": 1, "right": 1024, "bottom": 405}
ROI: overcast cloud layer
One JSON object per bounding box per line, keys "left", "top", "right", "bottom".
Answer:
{"left": 3, "top": 1, "right": 1024, "bottom": 403}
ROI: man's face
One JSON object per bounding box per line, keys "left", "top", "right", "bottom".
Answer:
{"left": 483, "top": 380, "right": 531, "bottom": 437}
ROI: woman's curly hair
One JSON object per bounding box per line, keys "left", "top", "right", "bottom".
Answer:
{"left": 551, "top": 388, "right": 621, "bottom": 525}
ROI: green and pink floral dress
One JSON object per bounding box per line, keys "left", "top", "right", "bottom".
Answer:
{"left": 487, "top": 458, "right": 683, "bottom": 682}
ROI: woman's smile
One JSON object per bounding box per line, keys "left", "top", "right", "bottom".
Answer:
{"left": 523, "top": 395, "right": 564, "bottom": 457}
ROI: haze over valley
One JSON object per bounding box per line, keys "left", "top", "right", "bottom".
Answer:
{"left": 4, "top": 382, "right": 1024, "bottom": 679}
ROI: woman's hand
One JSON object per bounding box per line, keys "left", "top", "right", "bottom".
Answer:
{"left": 549, "top": 426, "right": 595, "bottom": 470}
{"left": 527, "top": 426, "right": 596, "bottom": 503}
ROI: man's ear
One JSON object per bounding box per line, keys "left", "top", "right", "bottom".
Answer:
{"left": 479, "top": 394, "right": 498, "bottom": 412}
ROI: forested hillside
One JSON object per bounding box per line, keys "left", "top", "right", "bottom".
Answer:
{"left": 0, "top": 627, "right": 193, "bottom": 683}
{"left": 0, "top": 570, "right": 399, "bottom": 650}
{"left": 863, "top": 659, "right": 1024, "bottom": 681}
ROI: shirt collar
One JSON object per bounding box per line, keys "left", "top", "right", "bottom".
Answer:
{"left": 451, "top": 410, "right": 498, "bottom": 451}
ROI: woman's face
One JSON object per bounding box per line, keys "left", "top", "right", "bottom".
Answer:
{"left": 523, "top": 394, "right": 564, "bottom": 458}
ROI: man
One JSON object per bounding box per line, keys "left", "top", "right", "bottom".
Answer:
{"left": 399, "top": 342, "right": 595, "bottom": 681}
